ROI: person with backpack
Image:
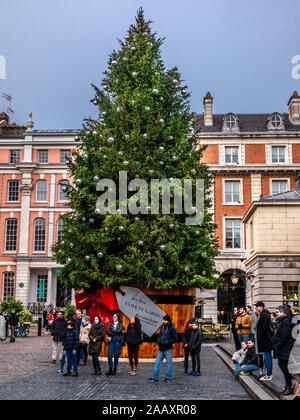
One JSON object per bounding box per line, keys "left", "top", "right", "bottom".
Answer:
{"left": 88, "top": 316, "right": 105, "bottom": 375}
{"left": 188, "top": 322, "right": 203, "bottom": 376}
{"left": 125, "top": 316, "right": 143, "bottom": 376}
{"left": 255, "top": 301, "right": 273, "bottom": 381}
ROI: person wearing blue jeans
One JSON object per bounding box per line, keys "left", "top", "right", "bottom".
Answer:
{"left": 149, "top": 314, "right": 178, "bottom": 382}
{"left": 255, "top": 301, "right": 273, "bottom": 381}
{"left": 234, "top": 339, "right": 259, "bottom": 377}
{"left": 106, "top": 314, "right": 124, "bottom": 376}
{"left": 62, "top": 320, "right": 79, "bottom": 377}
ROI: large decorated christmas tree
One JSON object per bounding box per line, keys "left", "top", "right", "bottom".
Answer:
{"left": 53, "top": 8, "right": 219, "bottom": 292}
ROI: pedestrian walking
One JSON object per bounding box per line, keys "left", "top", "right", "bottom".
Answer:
{"left": 188, "top": 322, "right": 203, "bottom": 376}
{"left": 62, "top": 320, "right": 79, "bottom": 377}
{"left": 51, "top": 311, "right": 67, "bottom": 365}
{"left": 183, "top": 318, "right": 195, "bottom": 373}
{"left": 235, "top": 307, "right": 252, "bottom": 345}
{"left": 148, "top": 314, "right": 178, "bottom": 382}
{"left": 79, "top": 315, "right": 91, "bottom": 366}
{"left": 234, "top": 339, "right": 259, "bottom": 377}
{"left": 89, "top": 316, "right": 105, "bottom": 375}
{"left": 0, "top": 311, "right": 6, "bottom": 343}
{"left": 254, "top": 301, "right": 273, "bottom": 381}
{"left": 232, "top": 340, "right": 248, "bottom": 365}
{"left": 273, "top": 306, "right": 294, "bottom": 396}
{"left": 231, "top": 307, "right": 241, "bottom": 350}
{"left": 8, "top": 309, "right": 18, "bottom": 342}
{"left": 106, "top": 313, "right": 124, "bottom": 376}
{"left": 246, "top": 306, "right": 257, "bottom": 341}
{"left": 288, "top": 326, "right": 300, "bottom": 399}
{"left": 125, "top": 316, "right": 143, "bottom": 376}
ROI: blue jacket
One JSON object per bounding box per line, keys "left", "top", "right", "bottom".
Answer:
{"left": 63, "top": 328, "right": 78, "bottom": 350}
{"left": 157, "top": 321, "right": 178, "bottom": 351}
{"left": 106, "top": 322, "right": 124, "bottom": 342}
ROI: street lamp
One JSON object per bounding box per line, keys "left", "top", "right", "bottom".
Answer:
{"left": 231, "top": 270, "right": 239, "bottom": 285}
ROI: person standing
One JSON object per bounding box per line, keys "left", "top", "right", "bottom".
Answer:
{"left": 74, "top": 309, "right": 84, "bottom": 365}
{"left": 246, "top": 306, "right": 257, "bottom": 342}
{"left": 0, "top": 311, "right": 6, "bottom": 343}
{"left": 62, "top": 320, "right": 79, "bottom": 377}
{"left": 235, "top": 307, "right": 252, "bottom": 345}
{"left": 125, "top": 316, "right": 143, "bottom": 376}
{"left": 188, "top": 322, "right": 203, "bottom": 376}
{"left": 47, "top": 309, "right": 57, "bottom": 334}
{"left": 183, "top": 318, "right": 195, "bottom": 374}
{"left": 79, "top": 315, "right": 91, "bottom": 366}
{"left": 8, "top": 309, "right": 18, "bottom": 342}
{"left": 231, "top": 308, "right": 241, "bottom": 351}
{"left": 148, "top": 314, "right": 178, "bottom": 382}
{"left": 88, "top": 316, "right": 105, "bottom": 375}
{"left": 288, "top": 326, "right": 300, "bottom": 399}
{"left": 43, "top": 306, "right": 48, "bottom": 329}
{"left": 273, "top": 306, "right": 294, "bottom": 396}
{"left": 255, "top": 301, "right": 273, "bottom": 381}
{"left": 106, "top": 313, "right": 124, "bottom": 376}
{"left": 51, "top": 311, "right": 67, "bottom": 365}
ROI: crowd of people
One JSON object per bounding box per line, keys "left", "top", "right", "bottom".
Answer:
{"left": 231, "top": 302, "right": 300, "bottom": 397}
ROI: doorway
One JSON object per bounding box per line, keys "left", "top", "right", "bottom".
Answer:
{"left": 217, "top": 269, "right": 245, "bottom": 324}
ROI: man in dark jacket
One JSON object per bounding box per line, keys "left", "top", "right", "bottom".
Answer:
{"left": 8, "top": 310, "right": 18, "bottom": 342}
{"left": 74, "top": 309, "right": 83, "bottom": 365}
{"left": 183, "top": 318, "right": 195, "bottom": 374}
{"left": 51, "top": 311, "right": 67, "bottom": 364}
{"left": 63, "top": 320, "right": 79, "bottom": 377}
{"left": 255, "top": 301, "right": 273, "bottom": 381}
{"left": 234, "top": 339, "right": 259, "bottom": 376}
{"left": 188, "top": 322, "right": 203, "bottom": 376}
{"left": 149, "top": 314, "right": 178, "bottom": 382}
{"left": 273, "top": 306, "right": 294, "bottom": 396}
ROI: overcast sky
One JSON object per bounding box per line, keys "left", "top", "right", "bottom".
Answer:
{"left": 0, "top": 0, "right": 299, "bottom": 129}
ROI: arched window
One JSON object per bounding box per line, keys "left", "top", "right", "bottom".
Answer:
{"left": 268, "top": 113, "right": 284, "bottom": 130}
{"left": 33, "top": 218, "right": 46, "bottom": 252}
{"left": 58, "top": 180, "right": 69, "bottom": 202}
{"left": 57, "top": 218, "right": 64, "bottom": 242}
{"left": 36, "top": 180, "right": 48, "bottom": 202}
{"left": 224, "top": 114, "right": 237, "bottom": 129}
{"left": 7, "top": 180, "right": 19, "bottom": 202}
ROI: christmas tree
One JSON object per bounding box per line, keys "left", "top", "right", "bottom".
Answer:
{"left": 53, "top": 8, "right": 219, "bottom": 291}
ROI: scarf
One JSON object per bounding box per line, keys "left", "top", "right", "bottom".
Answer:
{"left": 92, "top": 322, "right": 103, "bottom": 329}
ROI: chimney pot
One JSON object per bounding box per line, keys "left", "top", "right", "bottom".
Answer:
{"left": 288, "top": 91, "right": 300, "bottom": 124}
{"left": 203, "top": 92, "right": 213, "bottom": 127}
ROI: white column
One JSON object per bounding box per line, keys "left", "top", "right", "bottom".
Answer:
{"left": 250, "top": 173, "right": 262, "bottom": 202}
{"left": 47, "top": 268, "right": 53, "bottom": 305}
{"left": 15, "top": 262, "right": 31, "bottom": 305}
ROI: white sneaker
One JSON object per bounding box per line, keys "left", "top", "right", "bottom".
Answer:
{"left": 260, "top": 375, "right": 273, "bottom": 381}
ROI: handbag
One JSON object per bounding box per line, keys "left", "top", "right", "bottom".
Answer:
{"left": 121, "top": 333, "right": 126, "bottom": 347}
{"left": 105, "top": 335, "right": 112, "bottom": 343}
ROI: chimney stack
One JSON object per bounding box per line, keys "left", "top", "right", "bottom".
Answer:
{"left": 288, "top": 91, "right": 300, "bottom": 124}
{"left": 203, "top": 92, "right": 213, "bottom": 127}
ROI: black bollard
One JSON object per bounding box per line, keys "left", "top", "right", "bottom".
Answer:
{"left": 38, "top": 317, "right": 42, "bottom": 336}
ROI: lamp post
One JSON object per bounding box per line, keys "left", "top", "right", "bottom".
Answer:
{"left": 231, "top": 270, "right": 239, "bottom": 286}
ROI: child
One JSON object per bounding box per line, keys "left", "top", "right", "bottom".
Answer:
{"left": 188, "top": 322, "right": 203, "bottom": 376}
{"left": 63, "top": 320, "right": 79, "bottom": 377}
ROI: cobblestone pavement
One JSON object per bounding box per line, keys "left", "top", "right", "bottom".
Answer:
{"left": 0, "top": 332, "right": 251, "bottom": 400}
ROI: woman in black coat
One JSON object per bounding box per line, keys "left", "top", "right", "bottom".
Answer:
{"left": 273, "top": 306, "right": 294, "bottom": 396}
{"left": 183, "top": 318, "right": 195, "bottom": 374}
{"left": 255, "top": 308, "right": 273, "bottom": 379}
{"left": 88, "top": 316, "right": 105, "bottom": 375}
{"left": 125, "top": 316, "right": 143, "bottom": 375}
{"left": 188, "top": 322, "right": 203, "bottom": 376}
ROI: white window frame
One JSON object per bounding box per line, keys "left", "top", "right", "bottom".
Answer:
{"left": 4, "top": 218, "right": 18, "bottom": 253}
{"left": 35, "top": 180, "right": 48, "bottom": 203}
{"left": 58, "top": 181, "right": 69, "bottom": 203}
{"left": 7, "top": 180, "right": 20, "bottom": 203}
{"left": 223, "top": 216, "right": 244, "bottom": 251}
{"left": 270, "top": 178, "right": 290, "bottom": 195}
{"left": 271, "top": 145, "right": 287, "bottom": 164}
{"left": 222, "top": 179, "right": 243, "bottom": 205}
{"left": 9, "top": 150, "right": 21, "bottom": 164}
{"left": 56, "top": 219, "right": 63, "bottom": 242}
{"left": 60, "top": 150, "right": 71, "bottom": 164}
{"left": 223, "top": 145, "right": 241, "bottom": 165}
{"left": 33, "top": 218, "right": 46, "bottom": 253}
{"left": 2, "top": 272, "right": 15, "bottom": 300}
{"left": 37, "top": 149, "right": 48, "bottom": 164}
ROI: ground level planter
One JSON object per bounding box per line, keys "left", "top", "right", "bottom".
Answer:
{"left": 100, "top": 285, "right": 196, "bottom": 359}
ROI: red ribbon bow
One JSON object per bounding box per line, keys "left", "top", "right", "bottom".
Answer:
{"left": 75, "top": 287, "right": 120, "bottom": 330}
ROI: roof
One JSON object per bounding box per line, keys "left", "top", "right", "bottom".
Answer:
{"left": 259, "top": 188, "right": 300, "bottom": 202}
{"left": 195, "top": 113, "right": 300, "bottom": 133}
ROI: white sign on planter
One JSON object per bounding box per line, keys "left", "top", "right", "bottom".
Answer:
{"left": 116, "top": 286, "right": 166, "bottom": 337}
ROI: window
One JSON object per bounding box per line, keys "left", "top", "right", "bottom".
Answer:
{"left": 37, "top": 150, "right": 48, "bottom": 164}
{"left": 2, "top": 272, "right": 15, "bottom": 300}
{"left": 10, "top": 150, "right": 20, "bottom": 164}
{"left": 58, "top": 181, "right": 69, "bottom": 202}
{"left": 224, "top": 180, "right": 241, "bottom": 204}
{"left": 60, "top": 150, "right": 71, "bottom": 164}
{"left": 36, "top": 180, "right": 48, "bottom": 202}
{"left": 224, "top": 114, "right": 237, "bottom": 129}
{"left": 272, "top": 180, "right": 288, "bottom": 195}
{"left": 283, "top": 282, "right": 299, "bottom": 307}
{"left": 270, "top": 114, "right": 282, "bottom": 128}
{"left": 5, "top": 219, "right": 18, "bottom": 252}
{"left": 37, "top": 274, "right": 48, "bottom": 303}
{"left": 57, "top": 219, "right": 63, "bottom": 242}
{"left": 225, "top": 146, "right": 239, "bottom": 164}
{"left": 272, "top": 146, "right": 286, "bottom": 163}
{"left": 225, "top": 219, "right": 242, "bottom": 249}
{"left": 7, "top": 180, "right": 19, "bottom": 202}
{"left": 33, "top": 218, "right": 46, "bottom": 252}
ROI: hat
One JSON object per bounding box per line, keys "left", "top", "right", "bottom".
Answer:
{"left": 163, "top": 314, "right": 171, "bottom": 322}
{"left": 254, "top": 301, "right": 265, "bottom": 308}
{"left": 83, "top": 315, "right": 90, "bottom": 321}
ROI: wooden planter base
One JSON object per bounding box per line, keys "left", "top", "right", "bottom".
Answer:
{"left": 100, "top": 286, "right": 196, "bottom": 359}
